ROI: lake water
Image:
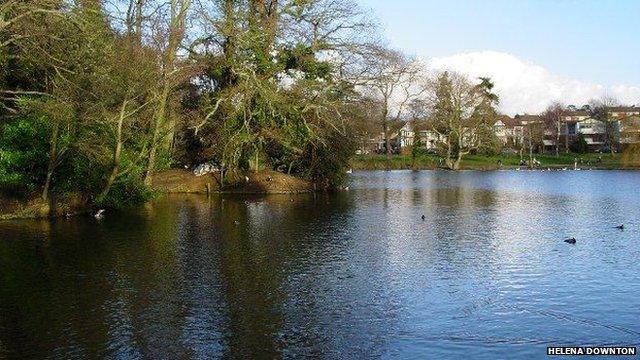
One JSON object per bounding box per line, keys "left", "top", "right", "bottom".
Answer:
{"left": 1, "top": 170, "right": 639, "bottom": 359}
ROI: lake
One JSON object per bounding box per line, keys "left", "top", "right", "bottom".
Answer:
{"left": 1, "top": 170, "right": 639, "bottom": 359}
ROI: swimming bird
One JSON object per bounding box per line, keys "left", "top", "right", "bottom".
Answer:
{"left": 615, "top": 224, "right": 624, "bottom": 230}
{"left": 421, "top": 215, "right": 425, "bottom": 221}
{"left": 564, "top": 237, "right": 576, "bottom": 244}
{"left": 346, "top": 169, "right": 353, "bottom": 174}
{"left": 94, "top": 209, "right": 105, "bottom": 220}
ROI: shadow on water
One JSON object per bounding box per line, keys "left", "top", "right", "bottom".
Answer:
{"left": 2, "top": 170, "right": 640, "bottom": 359}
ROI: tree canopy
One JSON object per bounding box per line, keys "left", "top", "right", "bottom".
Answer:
{"left": 0, "top": 0, "right": 382, "bottom": 205}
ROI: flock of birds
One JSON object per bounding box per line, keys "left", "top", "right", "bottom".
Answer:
{"left": 93, "top": 206, "right": 627, "bottom": 243}
{"left": 562, "top": 224, "right": 625, "bottom": 244}
{"left": 419, "top": 214, "right": 625, "bottom": 245}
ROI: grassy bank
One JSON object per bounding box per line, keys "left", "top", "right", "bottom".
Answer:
{"left": 152, "top": 169, "right": 314, "bottom": 194}
{"left": 1, "top": 169, "right": 315, "bottom": 220}
{"left": 351, "top": 152, "right": 640, "bottom": 170}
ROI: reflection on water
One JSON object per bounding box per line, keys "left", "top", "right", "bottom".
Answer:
{"left": 1, "top": 170, "right": 640, "bottom": 359}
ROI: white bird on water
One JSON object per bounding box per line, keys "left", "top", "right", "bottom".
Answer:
{"left": 94, "top": 209, "right": 105, "bottom": 220}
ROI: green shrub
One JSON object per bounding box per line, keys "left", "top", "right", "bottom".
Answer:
{"left": 0, "top": 115, "right": 50, "bottom": 190}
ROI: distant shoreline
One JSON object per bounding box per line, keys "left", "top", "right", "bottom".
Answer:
{"left": 350, "top": 153, "right": 640, "bottom": 171}
{"left": 3, "top": 160, "right": 640, "bottom": 220}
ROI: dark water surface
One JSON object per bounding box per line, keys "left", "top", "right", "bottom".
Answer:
{"left": 1, "top": 170, "right": 640, "bottom": 359}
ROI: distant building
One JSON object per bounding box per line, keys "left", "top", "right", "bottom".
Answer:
{"left": 362, "top": 105, "right": 640, "bottom": 156}
{"left": 560, "top": 105, "right": 640, "bottom": 152}
{"left": 370, "top": 121, "right": 406, "bottom": 153}
{"left": 493, "top": 115, "right": 524, "bottom": 146}
{"left": 397, "top": 121, "right": 443, "bottom": 150}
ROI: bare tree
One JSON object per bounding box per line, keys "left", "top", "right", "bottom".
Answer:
{"left": 522, "top": 119, "right": 544, "bottom": 168}
{"left": 541, "top": 101, "right": 564, "bottom": 157}
{"left": 421, "top": 71, "right": 498, "bottom": 170}
{"left": 360, "top": 46, "right": 423, "bottom": 160}
{"left": 590, "top": 96, "right": 619, "bottom": 154}
{"left": 144, "top": 0, "right": 192, "bottom": 185}
{"left": 0, "top": 0, "right": 69, "bottom": 49}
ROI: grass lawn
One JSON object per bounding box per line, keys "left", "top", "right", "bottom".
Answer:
{"left": 351, "top": 152, "right": 637, "bottom": 170}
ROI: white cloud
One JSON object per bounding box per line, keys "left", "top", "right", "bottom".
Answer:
{"left": 420, "top": 51, "right": 640, "bottom": 116}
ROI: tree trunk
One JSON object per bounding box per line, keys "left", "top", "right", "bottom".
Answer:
{"left": 42, "top": 122, "right": 60, "bottom": 201}
{"left": 100, "top": 101, "right": 127, "bottom": 199}
{"left": 134, "top": 0, "right": 143, "bottom": 39}
{"left": 608, "top": 120, "right": 615, "bottom": 154}
{"left": 528, "top": 135, "right": 533, "bottom": 169}
{"left": 555, "top": 120, "right": 560, "bottom": 157}
{"left": 42, "top": 167, "right": 54, "bottom": 201}
{"left": 444, "top": 155, "right": 461, "bottom": 170}
{"left": 444, "top": 141, "right": 453, "bottom": 169}
{"left": 381, "top": 97, "right": 391, "bottom": 168}
{"left": 564, "top": 123, "right": 569, "bottom": 154}
{"left": 383, "top": 120, "right": 390, "bottom": 157}
{"left": 144, "top": 0, "right": 189, "bottom": 185}
{"left": 452, "top": 152, "right": 463, "bottom": 170}
{"left": 145, "top": 70, "right": 171, "bottom": 186}
{"left": 145, "top": 104, "right": 163, "bottom": 185}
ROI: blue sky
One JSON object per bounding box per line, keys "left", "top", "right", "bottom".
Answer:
{"left": 361, "top": 0, "right": 640, "bottom": 87}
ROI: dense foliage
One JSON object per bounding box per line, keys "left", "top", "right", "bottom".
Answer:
{"left": 0, "top": 0, "right": 376, "bottom": 207}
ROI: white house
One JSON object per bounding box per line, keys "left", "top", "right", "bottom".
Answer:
{"left": 493, "top": 115, "right": 524, "bottom": 146}
{"left": 397, "top": 121, "right": 443, "bottom": 151}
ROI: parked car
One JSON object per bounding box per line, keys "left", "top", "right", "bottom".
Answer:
{"left": 501, "top": 148, "right": 518, "bottom": 155}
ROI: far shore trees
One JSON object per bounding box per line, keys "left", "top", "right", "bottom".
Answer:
{"left": 590, "top": 96, "right": 620, "bottom": 154}
{"left": 541, "top": 102, "right": 565, "bottom": 157}
{"left": 420, "top": 71, "right": 499, "bottom": 170}
{"left": 361, "top": 46, "right": 422, "bottom": 161}
{"left": 522, "top": 118, "right": 544, "bottom": 167}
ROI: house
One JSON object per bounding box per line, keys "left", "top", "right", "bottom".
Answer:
{"left": 619, "top": 115, "right": 640, "bottom": 147}
{"left": 512, "top": 114, "right": 546, "bottom": 152}
{"left": 494, "top": 115, "right": 524, "bottom": 147}
{"left": 371, "top": 121, "right": 406, "bottom": 153}
{"left": 610, "top": 106, "right": 640, "bottom": 119}
{"left": 558, "top": 105, "right": 639, "bottom": 152}
{"left": 558, "top": 109, "right": 604, "bottom": 151}
{"left": 396, "top": 120, "right": 444, "bottom": 152}
{"left": 611, "top": 106, "right": 640, "bottom": 148}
